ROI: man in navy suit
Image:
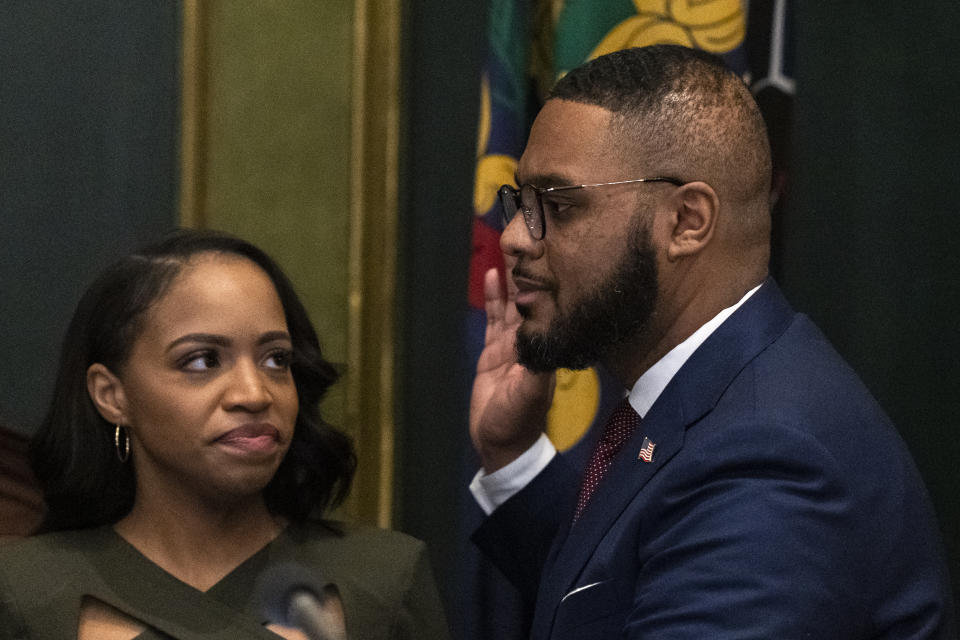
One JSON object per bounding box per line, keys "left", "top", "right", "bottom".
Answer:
{"left": 468, "top": 45, "right": 955, "bottom": 639}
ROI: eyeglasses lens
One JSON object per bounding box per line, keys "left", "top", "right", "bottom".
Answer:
{"left": 498, "top": 185, "right": 519, "bottom": 226}
{"left": 519, "top": 185, "right": 544, "bottom": 239}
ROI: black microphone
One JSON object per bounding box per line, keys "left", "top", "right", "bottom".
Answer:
{"left": 254, "top": 562, "right": 347, "bottom": 640}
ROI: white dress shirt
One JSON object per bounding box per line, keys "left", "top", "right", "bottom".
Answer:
{"left": 470, "top": 284, "right": 762, "bottom": 515}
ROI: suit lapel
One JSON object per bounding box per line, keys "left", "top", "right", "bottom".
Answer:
{"left": 531, "top": 279, "right": 796, "bottom": 638}
{"left": 530, "top": 391, "right": 686, "bottom": 638}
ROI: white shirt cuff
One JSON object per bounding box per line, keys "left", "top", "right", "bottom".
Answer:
{"left": 469, "top": 433, "right": 558, "bottom": 515}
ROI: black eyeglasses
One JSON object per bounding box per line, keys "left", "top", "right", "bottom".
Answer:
{"left": 498, "top": 177, "right": 685, "bottom": 240}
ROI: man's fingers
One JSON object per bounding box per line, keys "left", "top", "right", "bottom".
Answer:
{"left": 483, "top": 267, "right": 505, "bottom": 326}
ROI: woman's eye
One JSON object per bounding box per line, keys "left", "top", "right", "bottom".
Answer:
{"left": 181, "top": 350, "right": 219, "bottom": 371}
{"left": 264, "top": 349, "right": 293, "bottom": 371}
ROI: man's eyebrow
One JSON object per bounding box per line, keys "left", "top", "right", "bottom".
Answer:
{"left": 515, "top": 172, "right": 578, "bottom": 188}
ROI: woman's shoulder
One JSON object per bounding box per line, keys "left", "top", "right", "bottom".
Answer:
{"left": 278, "top": 521, "right": 446, "bottom": 636}
{"left": 0, "top": 528, "right": 95, "bottom": 559}
{"left": 0, "top": 528, "right": 110, "bottom": 577}
{"left": 0, "top": 528, "right": 117, "bottom": 617}
{"left": 285, "top": 519, "right": 426, "bottom": 558}
{"left": 280, "top": 520, "right": 429, "bottom": 589}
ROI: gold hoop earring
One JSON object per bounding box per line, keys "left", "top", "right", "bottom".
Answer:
{"left": 114, "top": 425, "right": 130, "bottom": 463}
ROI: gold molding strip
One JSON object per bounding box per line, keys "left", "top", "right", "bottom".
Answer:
{"left": 179, "top": 0, "right": 206, "bottom": 228}
{"left": 179, "top": 1, "right": 398, "bottom": 527}
{"left": 347, "top": 0, "right": 368, "bottom": 525}
{"left": 349, "top": 0, "right": 402, "bottom": 528}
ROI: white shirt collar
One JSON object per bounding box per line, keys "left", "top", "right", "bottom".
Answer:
{"left": 629, "top": 283, "right": 762, "bottom": 418}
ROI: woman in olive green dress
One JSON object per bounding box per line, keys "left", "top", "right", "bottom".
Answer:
{"left": 0, "top": 230, "right": 448, "bottom": 640}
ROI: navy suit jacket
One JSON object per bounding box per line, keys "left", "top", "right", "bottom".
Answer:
{"left": 474, "top": 280, "right": 955, "bottom": 639}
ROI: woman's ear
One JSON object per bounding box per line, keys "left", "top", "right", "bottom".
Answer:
{"left": 666, "top": 181, "right": 720, "bottom": 261}
{"left": 87, "top": 363, "right": 128, "bottom": 425}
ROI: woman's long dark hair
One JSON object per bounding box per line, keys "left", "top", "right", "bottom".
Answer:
{"left": 30, "top": 229, "right": 356, "bottom": 531}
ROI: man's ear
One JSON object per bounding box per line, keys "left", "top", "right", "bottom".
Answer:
{"left": 87, "top": 363, "right": 128, "bottom": 425}
{"left": 665, "top": 181, "right": 719, "bottom": 261}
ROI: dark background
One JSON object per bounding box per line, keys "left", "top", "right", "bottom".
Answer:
{"left": 0, "top": 2, "right": 180, "bottom": 433}
{"left": 2, "top": 0, "right": 957, "bottom": 622}
{"left": 782, "top": 5, "right": 960, "bottom": 602}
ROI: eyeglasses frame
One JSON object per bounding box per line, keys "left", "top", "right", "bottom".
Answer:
{"left": 498, "top": 176, "right": 685, "bottom": 240}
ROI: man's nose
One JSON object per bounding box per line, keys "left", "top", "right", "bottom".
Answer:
{"left": 500, "top": 212, "right": 544, "bottom": 259}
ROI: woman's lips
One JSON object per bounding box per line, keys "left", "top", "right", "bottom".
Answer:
{"left": 215, "top": 424, "right": 281, "bottom": 453}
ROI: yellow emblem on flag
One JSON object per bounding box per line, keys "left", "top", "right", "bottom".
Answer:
{"left": 589, "top": 0, "right": 745, "bottom": 61}
{"left": 474, "top": 154, "right": 517, "bottom": 217}
{"left": 474, "top": 74, "right": 519, "bottom": 217}
{"left": 546, "top": 367, "right": 601, "bottom": 451}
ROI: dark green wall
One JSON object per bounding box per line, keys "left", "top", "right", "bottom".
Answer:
{"left": 782, "top": 5, "right": 960, "bottom": 603}
{"left": 395, "top": 0, "right": 486, "bottom": 610}
{"left": 0, "top": 3, "right": 180, "bottom": 435}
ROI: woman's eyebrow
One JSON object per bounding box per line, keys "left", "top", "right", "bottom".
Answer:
{"left": 166, "top": 331, "right": 292, "bottom": 352}
{"left": 167, "top": 333, "right": 230, "bottom": 351}
{"left": 257, "top": 331, "right": 293, "bottom": 345}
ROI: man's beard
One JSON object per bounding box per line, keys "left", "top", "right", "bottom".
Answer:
{"left": 515, "top": 219, "right": 658, "bottom": 372}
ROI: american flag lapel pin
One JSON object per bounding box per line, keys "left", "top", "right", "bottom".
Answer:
{"left": 638, "top": 437, "right": 656, "bottom": 463}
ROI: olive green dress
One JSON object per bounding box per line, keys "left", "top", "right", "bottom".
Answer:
{"left": 0, "top": 521, "right": 449, "bottom": 639}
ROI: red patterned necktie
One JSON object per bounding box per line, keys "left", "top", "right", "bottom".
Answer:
{"left": 572, "top": 398, "right": 642, "bottom": 523}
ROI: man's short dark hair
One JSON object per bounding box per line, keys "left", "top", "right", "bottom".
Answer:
{"left": 551, "top": 44, "right": 732, "bottom": 116}
{"left": 550, "top": 45, "right": 772, "bottom": 222}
